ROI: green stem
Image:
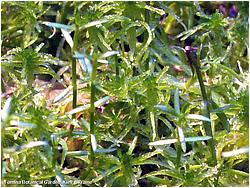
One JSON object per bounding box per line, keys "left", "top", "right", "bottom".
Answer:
{"left": 89, "top": 54, "right": 97, "bottom": 167}
{"left": 114, "top": 55, "right": 119, "bottom": 79}
{"left": 1, "top": 126, "right": 4, "bottom": 180}
{"left": 193, "top": 58, "right": 217, "bottom": 167}
{"left": 1, "top": 78, "right": 6, "bottom": 93}
{"left": 69, "top": 8, "right": 79, "bottom": 135}
{"left": 60, "top": 2, "right": 70, "bottom": 24}
{"left": 174, "top": 88, "right": 182, "bottom": 169}
{"left": 145, "top": 2, "right": 150, "bottom": 24}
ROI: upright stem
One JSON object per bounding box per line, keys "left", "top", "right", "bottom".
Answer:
{"left": 174, "top": 88, "right": 182, "bottom": 168}
{"left": 193, "top": 58, "right": 217, "bottom": 166}
{"left": 144, "top": 1, "right": 150, "bottom": 71}
{"left": 114, "top": 55, "right": 119, "bottom": 80}
{"left": 1, "top": 126, "right": 4, "bottom": 180}
{"left": 1, "top": 78, "right": 5, "bottom": 93}
{"left": 69, "top": 8, "right": 79, "bottom": 135}
{"left": 145, "top": 2, "right": 150, "bottom": 24}
{"left": 89, "top": 54, "right": 97, "bottom": 167}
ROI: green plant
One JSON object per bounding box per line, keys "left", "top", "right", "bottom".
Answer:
{"left": 1, "top": 1, "right": 248, "bottom": 187}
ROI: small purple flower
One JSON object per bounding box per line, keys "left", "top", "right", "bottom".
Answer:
{"left": 219, "top": 4, "right": 227, "bottom": 15}
{"left": 184, "top": 46, "right": 198, "bottom": 54}
{"left": 97, "top": 106, "right": 105, "bottom": 114}
{"left": 184, "top": 46, "right": 198, "bottom": 75}
{"left": 229, "top": 5, "right": 238, "bottom": 18}
{"left": 159, "top": 13, "right": 169, "bottom": 26}
{"left": 96, "top": 101, "right": 109, "bottom": 114}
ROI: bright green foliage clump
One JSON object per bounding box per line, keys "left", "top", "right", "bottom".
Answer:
{"left": 1, "top": 1, "right": 249, "bottom": 187}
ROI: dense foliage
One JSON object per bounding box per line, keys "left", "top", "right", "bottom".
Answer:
{"left": 1, "top": 1, "right": 249, "bottom": 187}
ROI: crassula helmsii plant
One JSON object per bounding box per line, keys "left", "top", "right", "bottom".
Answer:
{"left": 1, "top": 1, "right": 249, "bottom": 187}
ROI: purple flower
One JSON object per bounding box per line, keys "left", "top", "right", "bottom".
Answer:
{"left": 97, "top": 106, "right": 105, "bottom": 114}
{"left": 184, "top": 46, "right": 198, "bottom": 75}
{"left": 184, "top": 46, "right": 198, "bottom": 55}
{"left": 96, "top": 101, "right": 109, "bottom": 114}
{"left": 229, "top": 5, "right": 238, "bottom": 18}
{"left": 159, "top": 13, "right": 168, "bottom": 26}
{"left": 219, "top": 4, "right": 227, "bottom": 15}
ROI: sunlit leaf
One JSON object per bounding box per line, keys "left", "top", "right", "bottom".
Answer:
{"left": 53, "top": 86, "right": 72, "bottom": 103}
{"left": 9, "top": 120, "right": 37, "bottom": 128}
{"left": 91, "top": 134, "right": 97, "bottom": 152}
{"left": 211, "top": 100, "right": 230, "bottom": 132}
{"left": 186, "top": 114, "right": 211, "bottom": 122}
{"left": 66, "top": 150, "right": 89, "bottom": 157}
{"left": 222, "top": 147, "right": 249, "bottom": 158}
{"left": 149, "top": 136, "right": 212, "bottom": 146}
{"left": 1, "top": 97, "right": 12, "bottom": 122}
{"left": 74, "top": 51, "right": 93, "bottom": 74}
{"left": 139, "top": 169, "right": 183, "bottom": 180}
{"left": 58, "top": 138, "right": 68, "bottom": 168}
{"left": 149, "top": 138, "right": 178, "bottom": 146}
{"left": 95, "top": 148, "right": 117, "bottom": 153}
{"left": 132, "top": 149, "right": 163, "bottom": 165}
{"left": 40, "top": 21, "right": 74, "bottom": 31}
{"left": 150, "top": 112, "right": 157, "bottom": 141}
{"left": 79, "top": 19, "right": 110, "bottom": 30}
{"left": 55, "top": 167, "right": 66, "bottom": 187}
{"left": 155, "top": 104, "right": 179, "bottom": 117}
{"left": 185, "top": 136, "right": 212, "bottom": 142}
{"left": 127, "top": 136, "right": 138, "bottom": 155}
{"left": 100, "top": 51, "right": 119, "bottom": 59}
{"left": 62, "top": 167, "right": 79, "bottom": 175}
{"left": 61, "top": 29, "right": 73, "bottom": 49}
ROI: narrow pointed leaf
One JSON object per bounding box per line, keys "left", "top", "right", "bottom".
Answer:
{"left": 132, "top": 149, "right": 163, "bottom": 165}
{"left": 178, "top": 127, "right": 186, "bottom": 152}
{"left": 79, "top": 19, "right": 110, "bottom": 30}
{"left": 127, "top": 27, "right": 136, "bottom": 54}
{"left": 53, "top": 86, "right": 72, "bottom": 103}
{"left": 66, "top": 150, "right": 89, "bottom": 157}
{"left": 155, "top": 104, "right": 179, "bottom": 117}
{"left": 67, "top": 104, "right": 91, "bottom": 115}
{"left": 22, "top": 141, "right": 48, "bottom": 150}
{"left": 139, "top": 169, "right": 183, "bottom": 180}
{"left": 149, "top": 136, "right": 212, "bottom": 146}
{"left": 55, "top": 167, "right": 66, "bottom": 187}
{"left": 174, "top": 89, "right": 180, "bottom": 114}
{"left": 156, "top": 66, "right": 169, "bottom": 83}
{"left": 148, "top": 139, "right": 178, "bottom": 146}
{"left": 66, "top": 95, "right": 110, "bottom": 116}
{"left": 62, "top": 167, "right": 79, "bottom": 175}
{"left": 91, "top": 134, "right": 97, "bottom": 152}
{"left": 186, "top": 114, "right": 211, "bottom": 122}
{"left": 58, "top": 138, "right": 68, "bottom": 168}
{"left": 74, "top": 51, "right": 93, "bottom": 74}
{"left": 185, "top": 136, "right": 212, "bottom": 142}
{"left": 95, "top": 96, "right": 110, "bottom": 107}
{"left": 222, "top": 147, "right": 249, "bottom": 158}
{"left": 150, "top": 112, "right": 157, "bottom": 141}
{"left": 61, "top": 29, "right": 73, "bottom": 49}
{"left": 127, "top": 136, "right": 138, "bottom": 155}
{"left": 100, "top": 51, "right": 119, "bottom": 59}
{"left": 9, "top": 120, "right": 37, "bottom": 128}
{"left": 95, "top": 148, "right": 117, "bottom": 153}
{"left": 1, "top": 97, "right": 12, "bottom": 121}
{"left": 41, "top": 21, "right": 74, "bottom": 31}
{"left": 211, "top": 100, "right": 230, "bottom": 132}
